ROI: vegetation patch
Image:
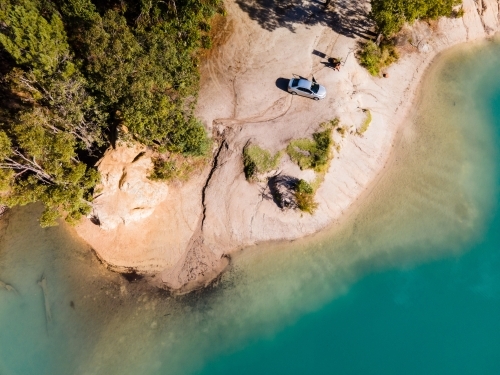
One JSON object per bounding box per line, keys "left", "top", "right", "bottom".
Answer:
{"left": 0, "top": 0, "right": 222, "bottom": 226}
{"left": 357, "top": 41, "right": 398, "bottom": 76}
{"left": 357, "top": 110, "right": 372, "bottom": 135}
{"left": 371, "top": 0, "right": 462, "bottom": 37}
{"left": 243, "top": 144, "right": 282, "bottom": 181}
{"left": 284, "top": 119, "right": 340, "bottom": 214}
{"left": 294, "top": 179, "right": 317, "bottom": 214}
{"left": 453, "top": 6, "right": 465, "bottom": 18}
{"left": 336, "top": 126, "right": 348, "bottom": 137}
{"left": 286, "top": 124, "right": 335, "bottom": 173}
{"left": 149, "top": 153, "right": 208, "bottom": 182}
{"left": 360, "top": 0, "right": 460, "bottom": 75}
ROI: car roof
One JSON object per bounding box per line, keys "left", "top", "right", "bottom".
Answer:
{"left": 297, "top": 79, "right": 312, "bottom": 89}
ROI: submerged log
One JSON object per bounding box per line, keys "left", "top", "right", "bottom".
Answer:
{"left": 38, "top": 275, "right": 52, "bottom": 325}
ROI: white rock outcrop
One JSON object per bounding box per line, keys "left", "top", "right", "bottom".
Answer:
{"left": 92, "top": 144, "right": 168, "bottom": 230}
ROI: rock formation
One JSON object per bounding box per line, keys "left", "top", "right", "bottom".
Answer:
{"left": 92, "top": 144, "right": 168, "bottom": 230}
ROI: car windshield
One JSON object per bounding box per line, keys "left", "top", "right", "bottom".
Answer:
{"left": 311, "top": 83, "right": 320, "bottom": 93}
{"left": 291, "top": 78, "right": 299, "bottom": 87}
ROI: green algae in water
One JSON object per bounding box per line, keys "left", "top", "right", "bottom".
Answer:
{"left": 1, "top": 40, "right": 500, "bottom": 374}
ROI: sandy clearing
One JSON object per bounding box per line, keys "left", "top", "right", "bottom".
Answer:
{"left": 76, "top": 0, "right": 500, "bottom": 293}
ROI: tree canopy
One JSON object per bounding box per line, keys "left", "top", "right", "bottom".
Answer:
{"left": 0, "top": 0, "right": 221, "bottom": 226}
{"left": 371, "top": 0, "right": 462, "bottom": 36}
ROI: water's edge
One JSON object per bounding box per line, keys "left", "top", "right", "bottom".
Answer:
{"left": 1, "top": 40, "right": 500, "bottom": 375}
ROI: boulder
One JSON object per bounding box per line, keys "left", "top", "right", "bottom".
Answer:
{"left": 92, "top": 144, "right": 168, "bottom": 230}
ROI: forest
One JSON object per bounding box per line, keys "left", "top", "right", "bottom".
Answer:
{"left": 0, "top": 0, "right": 221, "bottom": 226}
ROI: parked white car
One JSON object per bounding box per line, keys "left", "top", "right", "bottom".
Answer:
{"left": 288, "top": 78, "right": 326, "bottom": 100}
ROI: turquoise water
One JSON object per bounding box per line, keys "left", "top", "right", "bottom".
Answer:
{"left": 1, "top": 40, "right": 500, "bottom": 374}
{"left": 199, "top": 223, "right": 500, "bottom": 374}
{"left": 194, "top": 42, "right": 500, "bottom": 375}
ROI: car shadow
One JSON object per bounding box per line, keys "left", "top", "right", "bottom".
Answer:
{"left": 275, "top": 77, "right": 290, "bottom": 92}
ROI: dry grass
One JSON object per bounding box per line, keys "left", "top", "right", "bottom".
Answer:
{"left": 149, "top": 153, "right": 208, "bottom": 182}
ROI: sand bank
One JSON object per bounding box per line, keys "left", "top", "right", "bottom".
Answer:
{"left": 76, "top": 0, "right": 500, "bottom": 293}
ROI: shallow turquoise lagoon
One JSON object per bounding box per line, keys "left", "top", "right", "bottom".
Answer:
{"left": 1, "top": 40, "right": 500, "bottom": 374}
{"left": 195, "top": 42, "right": 500, "bottom": 375}
{"left": 198, "top": 220, "right": 500, "bottom": 375}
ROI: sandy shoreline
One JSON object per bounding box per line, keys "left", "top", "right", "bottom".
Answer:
{"left": 76, "top": 0, "right": 500, "bottom": 293}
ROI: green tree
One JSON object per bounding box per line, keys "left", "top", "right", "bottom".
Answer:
{"left": 371, "top": 0, "right": 461, "bottom": 36}
{"left": 57, "top": 0, "right": 97, "bottom": 21}
{"left": 0, "top": 3, "right": 69, "bottom": 76}
{"left": 0, "top": 114, "right": 99, "bottom": 226}
{"left": 79, "top": 7, "right": 212, "bottom": 154}
{"left": 0, "top": 2, "right": 103, "bottom": 225}
{"left": 357, "top": 40, "right": 398, "bottom": 76}
{"left": 0, "top": 0, "right": 222, "bottom": 226}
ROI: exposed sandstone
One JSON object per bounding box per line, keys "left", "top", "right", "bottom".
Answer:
{"left": 92, "top": 144, "right": 168, "bottom": 230}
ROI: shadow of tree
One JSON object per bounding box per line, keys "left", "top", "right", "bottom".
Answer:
{"left": 235, "top": 0, "right": 377, "bottom": 39}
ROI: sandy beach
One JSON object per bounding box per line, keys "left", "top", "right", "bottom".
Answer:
{"left": 76, "top": 0, "right": 500, "bottom": 293}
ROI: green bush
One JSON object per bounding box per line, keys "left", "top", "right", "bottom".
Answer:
{"left": 149, "top": 154, "right": 206, "bottom": 182}
{"left": 243, "top": 145, "right": 281, "bottom": 181}
{"left": 149, "top": 160, "right": 177, "bottom": 181}
{"left": 454, "top": 7, "right": 465, "bottom": 18}
{"left": 0, "top": 0, "right": 221, "bottom": 225}
{"left": 371, "top": 0, "right": 462, "bottom": 36}
{"left": 358, "top": 41, "right": 399, "bottom": 76}
{"left": 358, "top": 109, "right": 372, "bottom": 135}
{"left": 286, "top": 128, "right": 333, "bottom": 172}
{"left": 294, "top": 179, "right": 317, "bottom": 214}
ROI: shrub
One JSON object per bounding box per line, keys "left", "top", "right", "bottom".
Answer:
{"left": 243, "top": 144, "right": 282, "bottom": 180}
{"left": 357, "top": 109, "right": 372, "bottom": 135}
{"left": 358, "top": 40, "right": 398, "bottom": 76}
{"left": 337, "top": 126, "right": 347, "bottom": 137}
{"left": 149, "top": 154, "right": 208, "bottom": 182}
{"left": 286, "top": 128, "right": 333, "bottom": 172}
{"left": 294, "top": 179, "right": 317, "bottom": 214}
{"left": 454, "top": 7, "right": 465, "bottom": 18}
{"left": 149, "top": 159, "right": 177, "bottom": 181}
{"left": 371, "top": 0, "right": 462, "bottom": 36}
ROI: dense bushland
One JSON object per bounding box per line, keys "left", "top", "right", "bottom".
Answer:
{"left": 371, "top": 0, "right": 462, "bottom": 37}
{"left": 0, "top": 0, "right": 221, "bottom": 226}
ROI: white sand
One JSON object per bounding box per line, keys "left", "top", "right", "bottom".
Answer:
{"left": 76, "top": 0, "right": 500, "bottom": 293}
